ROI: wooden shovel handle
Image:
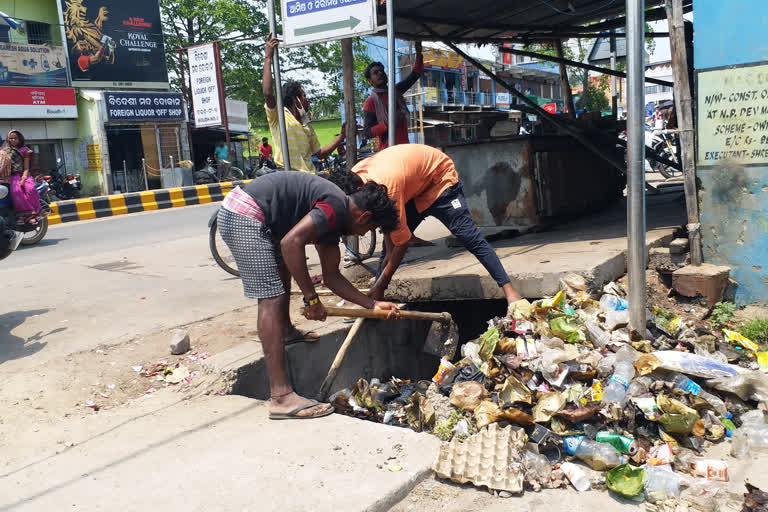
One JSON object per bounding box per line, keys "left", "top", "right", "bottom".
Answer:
{"left": 324, "top": 306, "right": 450, "bottom": 322}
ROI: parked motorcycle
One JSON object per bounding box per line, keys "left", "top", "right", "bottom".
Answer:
{"left": 37, "top": 158, "right": 81, "bottom": 201}
{"left": 194, "top": 157, "right": 244, "bottom": 184}
{"left": 617, "top": 125, "right": 680, "bottom": 179}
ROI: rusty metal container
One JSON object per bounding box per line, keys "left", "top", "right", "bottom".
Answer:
{"left": 442, "top": 136, "right": 625, "bottom": 229}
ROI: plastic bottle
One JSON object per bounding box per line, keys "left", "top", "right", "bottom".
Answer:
{"left": 585, "top": 321, "right": 610, "bottom": 349}
{"left": 731, "top": 412, "right": 768, "bottom": 457}
{"left": 599, "top": 294, "right": 628, "bottom": 312}
{"left": 672, "top": 374, "right": 728, "bottom": 416}
{"left": 627, "top": 376, "right": 652, "bottom": 398}
{"left": 559, "top": 462, "right": 590, "bottom": 492}
{"left": 644, "top": 465, "right": 681, "bottom": 503}
{"left": 602, "top": 357, "right": 635, "bottom": 405}
{"left": 563, "top": 436, "right": 628, "bottom": 470}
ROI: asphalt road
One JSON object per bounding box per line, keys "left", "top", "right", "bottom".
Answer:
{"left": 5, "top": 203, "right": 220, "bottom": 269}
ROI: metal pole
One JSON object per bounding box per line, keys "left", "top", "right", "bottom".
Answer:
{"left": 170, "top": 155, "right": 175, "bottom": 171}
{"left": 610, "top": 29, "right": 618, "bottom": 118}
{"left": 626, "top": 0, "right": 647, "bottom": 335}
{"left": 122, "top": 160, "right": 129, "bottom": 193}
{"left": 267, "top": 0, "right": 291, "bottom": 170}
{"left": 386, "top": 0, "right": 396, "bottom": 148}
{"left": 142, "top": 158, "right": 149, "bottom": 191}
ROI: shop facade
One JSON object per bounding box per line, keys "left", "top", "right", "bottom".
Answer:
{"left": 75, "top": 90, "right": 190, "bottom": 194}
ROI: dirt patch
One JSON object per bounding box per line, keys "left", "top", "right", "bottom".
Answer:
{"left": 0, "top": 300, "right": 311, "bottom": 456}
{"left": 619, "top": 270, "right": 713, "bottom": 326}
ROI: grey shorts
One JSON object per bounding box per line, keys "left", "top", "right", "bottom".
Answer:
{"left": 217, "top": 207, "right": 285, "bottom": 299}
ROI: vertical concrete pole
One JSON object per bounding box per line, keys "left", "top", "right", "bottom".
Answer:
{"left": 267, "top": 0, "right": 291, "bottom": 170}
{"left": 626, "top": 0, "right": 647, "bottom": 334}
{"left": 386, "top": 0, "right": 396, "bottom": 148}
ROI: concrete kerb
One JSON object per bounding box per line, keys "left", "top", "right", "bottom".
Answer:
{"left": 47, "top": 180, "right": 252, "bottom": 225}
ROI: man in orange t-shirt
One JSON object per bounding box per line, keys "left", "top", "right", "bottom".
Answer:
{"left": 350, "top": 144, "right": 522, "bottom": 303}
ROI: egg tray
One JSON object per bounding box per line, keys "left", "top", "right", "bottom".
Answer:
{"left": 432, "top": 423, "right": 526, "bottom": 493}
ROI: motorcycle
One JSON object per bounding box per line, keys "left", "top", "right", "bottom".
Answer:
{"left": 37, "top": 158, "right": 81, "bottom": 201}
{"left": 194, "top": 157, "right": 244, "bottom": 184}
{"left": 0, "top": 180, "right": 50, "bottom": 257}
{"left": 617, "top": 124, "right": 680, "bottom": 179}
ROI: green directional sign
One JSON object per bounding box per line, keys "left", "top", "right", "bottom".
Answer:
{"left": 295, "top": 16, "right": 361, "bottom": 37}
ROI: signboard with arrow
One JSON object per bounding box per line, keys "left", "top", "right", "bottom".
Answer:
{"left": 281, "top": 0, "right": 377, "bottom": 47}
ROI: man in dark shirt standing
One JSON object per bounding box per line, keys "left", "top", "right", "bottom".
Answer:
{"left": 217, "top": 172, "right": 401, "bottom": 419}
{"left": 362, "top": 41, "right": 423, "bottom": 151}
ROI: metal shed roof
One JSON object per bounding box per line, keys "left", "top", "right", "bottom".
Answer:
{"left": 385, "top": 0, "right": 692, "bottom": 44}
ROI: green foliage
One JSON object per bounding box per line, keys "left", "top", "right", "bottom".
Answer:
{"left": 575, "top": 74, "right": 610, "bottom": 112}
{"left": 160, "top": 0, "right": 337, "bottom": 127}
{"left": 739, "top": 319, "right": 768, "bottom": 345}
{"left": 710, "top": 302, "right": 737, "bottom": 329}
{"left": 432, "top": 408, "right": 475, "bottom": 441}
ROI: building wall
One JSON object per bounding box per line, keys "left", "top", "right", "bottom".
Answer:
{"left": 0, "top": 0, "right": 61, "bottom": 24}
{"left": 694, "top": 0, "right": 768, "bottom": 304}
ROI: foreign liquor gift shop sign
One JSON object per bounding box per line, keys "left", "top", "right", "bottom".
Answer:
{"left": 0, "top": 86, "right": 77, "bottom": 118}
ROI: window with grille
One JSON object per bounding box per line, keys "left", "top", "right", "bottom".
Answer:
{"left": 26, "top": 22, "right": 52, "bottom": 45}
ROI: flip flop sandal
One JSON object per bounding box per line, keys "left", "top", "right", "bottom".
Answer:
{"left": 311, "top": 275, "right": 323, "bottom": 286}
{"left": 284, "top": 330, "right": 321, "bottom": 345}
{"left": 269, "top": 400, "right": 335, "bottom": 420}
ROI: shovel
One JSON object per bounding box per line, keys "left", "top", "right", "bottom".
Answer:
{"left": 315, "top": 306, "right": 459, "bottom": 401}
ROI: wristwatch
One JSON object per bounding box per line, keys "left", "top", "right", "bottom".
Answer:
{"left": 303, "top": 294, "right": 319, "bottom": 307}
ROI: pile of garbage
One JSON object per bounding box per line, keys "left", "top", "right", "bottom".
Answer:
{"left": 331, "top": 274, "right": 768, "bottom": 506}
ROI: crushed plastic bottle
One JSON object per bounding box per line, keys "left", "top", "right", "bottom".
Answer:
{"left": 672, "top": 373, "right": 728, "bottom": 416}
{"left": 602, "top": 348, "right": 636, "bottom": 405}
{"left": 627, "top": 376, "right": 652, "bottom": 398}
{"left": 731, "top": 410, "right": 768, "bottom": 458}
{"left": 585, "top": 321, "right": 610, "bottom": 349}
{"left": 644, "top": 464, "right": 681, "bottom": 503}
{"left": 563, "top": 436, "right": 628, "bottom": 470}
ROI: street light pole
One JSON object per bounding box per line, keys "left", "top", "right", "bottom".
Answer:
{"left": 386, "top": 0, "right": 396, "bottom": 148}
{"left": 267, "top": 0, "right": 291, "bottom": 170}
{"left": 626, "top": 0, "right": 647, "bottom": 335}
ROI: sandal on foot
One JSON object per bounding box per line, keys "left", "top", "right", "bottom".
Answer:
{"left": 285, "top": 329, "right": 321, "bottom": 345}
{"left": 269, "top": 400, "right": 334, "bottom": 420}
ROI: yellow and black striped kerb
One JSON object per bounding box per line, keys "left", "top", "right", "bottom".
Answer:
{"left": 47, "top": 181, "right": 251, "bottom": 225}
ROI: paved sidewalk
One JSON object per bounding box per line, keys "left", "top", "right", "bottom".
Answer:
{"left": 0, "top": 393, "right": 440, "bottom": 512}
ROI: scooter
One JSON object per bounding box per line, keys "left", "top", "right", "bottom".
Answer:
{"left": 0, "top": 180, "right": 49, "bottom": 255}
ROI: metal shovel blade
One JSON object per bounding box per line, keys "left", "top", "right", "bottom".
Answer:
{"left": 423, "top": 318, "right": 459, "bottom": 359}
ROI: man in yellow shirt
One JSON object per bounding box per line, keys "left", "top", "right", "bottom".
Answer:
{"left": 262, "top": 34, "right": 345, "bottom": 173}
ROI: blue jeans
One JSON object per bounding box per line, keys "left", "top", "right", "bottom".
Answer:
{"left": 378, "top": 183, "right": 511, "bottom": 287}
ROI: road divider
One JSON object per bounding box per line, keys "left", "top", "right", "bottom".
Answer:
{"left": 47, "top": 181, "right": 251, "bottom": 225}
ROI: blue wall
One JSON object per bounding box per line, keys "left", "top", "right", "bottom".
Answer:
{"left": 694, "top": 0, "right": 768, "bottom": 304}
{"left": 693, "top": 0, "right": 768, "bottom": 69}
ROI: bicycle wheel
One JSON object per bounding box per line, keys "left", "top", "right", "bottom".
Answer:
{"left": 228, "top": 166, "right": 245, "bottom": 181}
{"left": 345, "top": 229, "right": 377, "bottom": 261}
{"left": 209, "top": 217, "right": 240, "bottom": 277}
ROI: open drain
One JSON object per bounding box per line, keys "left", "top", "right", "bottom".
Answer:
{"left": 229, "top": 299, "right": 508, "bottom": 400}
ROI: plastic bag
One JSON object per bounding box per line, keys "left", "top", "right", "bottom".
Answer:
{"left": 650, "top": 306, "right": 684, "bottom": 337}
{"left": 532, "top": 391, "right": 566, "bottom": 422}
{"left": 606, "top": 464, "right": 647, "bottom": 498}
{"left": 652, "top": 350, "right": 743, "bottom": 379}
{"left": 723, "top": 329, "right": 760, "bottom": 352}
{"left": 605, "top": 310, "right": 630, "bottom": 331}
{"left": 657, "top": 394, "right": 700, "bottom": 434}
{"left": 549, "top": 316, "right": 586, "bottom": 343}
{"left": 707, "top": 372, "right": 768, "bottom": 402}
{"left": 644, "top": 464, "right": 681, "bottom": 503}
{"left": 461, "top": 342, "right": 482, "bottom": 368}
{"left": 499, "top": 375, "right": 532, "bottom": 406}
{"left": 508, "top": 299, "right": 535, "bottom": 320}
{"left": 478, "top": 327, "right": 500, "bottom": 362}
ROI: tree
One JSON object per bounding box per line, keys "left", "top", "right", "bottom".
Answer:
{"left": 313, "top": 37, "right": 373, "bottom": 120}
{"left": 160, "top": 0, "right": 335, "bottom": 127}
{"left": 575, "top": 74, "right": 610, "bottom": 112}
